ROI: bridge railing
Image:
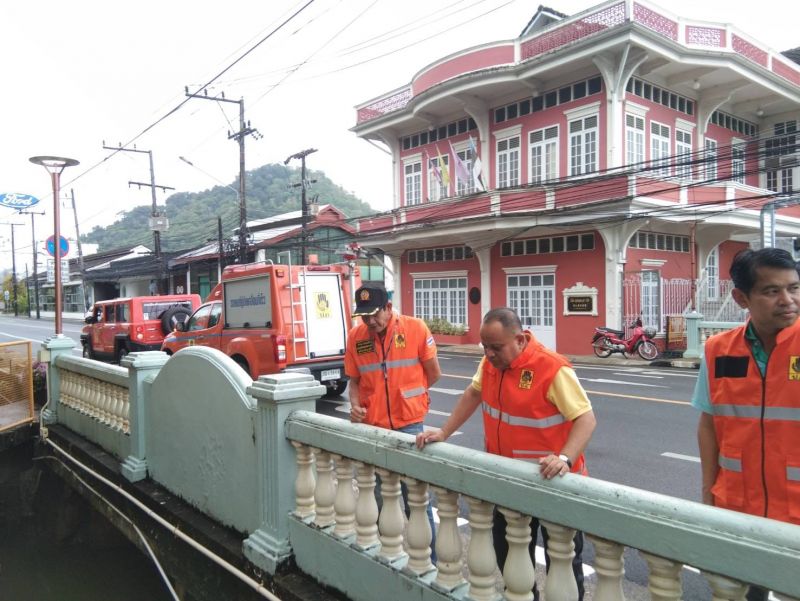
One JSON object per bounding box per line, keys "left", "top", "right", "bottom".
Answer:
{"left": 40, "top": 338, "right": 800, "bottom": 601}
{"left": 0, "top": 340, "right": 34, "bottom": 432}
{"left": 283, "top": 410, "right": 800, "bottom": 601}
{"left": 682, "top": 312, "right": 744, "bottom": 359}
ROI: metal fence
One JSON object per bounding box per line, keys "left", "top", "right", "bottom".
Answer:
{"left": 0, "top": 341, "right": 34, "bottom": 432}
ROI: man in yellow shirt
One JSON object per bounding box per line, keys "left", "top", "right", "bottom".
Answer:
{"left": 417, "top": 307, "right": 595, "bottom": 600}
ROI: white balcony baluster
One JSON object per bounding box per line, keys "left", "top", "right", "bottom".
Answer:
{"left": 313, "top": 449, "right": 336, "bottom": 528}
{"left": 291, "top": 441, "right": 316, "bottom": 519}
{"left": 500, "top": 507, "right": 535, "bottom": 601}
{"left": 587, "top": 535, "right": 626, "bottom": 601}
{"left": 641, "top": 551, "right": 683, "bottom": 601}
{"left": 332, "top": 455, "right": 356, "bottom": 539}
{"left": 541, "top": 520, "right": 579, "bottom": 601}
{"left": 353, "top": 461, "right": 379, "bottom": 549}
{"left": 405, "top": 477, "right": 434, "bottom": 574}
{"left": 376, "top": 468, "right": 407, "bottom": 562}
{"left": 465, "top": 497, "right": 499, "bottom": 601}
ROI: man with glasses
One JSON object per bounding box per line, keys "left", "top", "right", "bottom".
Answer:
{"left": 345, "top": 285, "right": 441, "bottom": 560}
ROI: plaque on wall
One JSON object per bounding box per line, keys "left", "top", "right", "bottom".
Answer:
{"left": 563, "top": 282, "right": 598, "bottom": 316}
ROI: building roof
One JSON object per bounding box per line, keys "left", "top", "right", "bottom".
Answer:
{"left": 519, "top": 5, "right": 568, "bottom": 38}
{"left": 783, "top": 47, "right": 800, "bottom": 65}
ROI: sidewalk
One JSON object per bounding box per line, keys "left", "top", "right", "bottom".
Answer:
{"left": 438, "top": 343, "right": 699, "bottom": 369}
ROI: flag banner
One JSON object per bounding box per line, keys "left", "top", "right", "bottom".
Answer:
{"left": 426, "top": 151, "right": 443, "bottom": 185}
{"left": 449, "top": 141, "right": 471, "bottom": 184}
{"left": 435, "top": 143, "right": 451, "bottom": 187}
{"left": 469, "top": 136, "right": 486, "bottom": 191}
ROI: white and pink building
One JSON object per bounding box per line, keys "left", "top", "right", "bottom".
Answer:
{"left": 351, "top": 1, "right": 800, "bottom": 354}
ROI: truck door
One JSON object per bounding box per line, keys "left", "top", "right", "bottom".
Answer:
{"left": 100, "top": 304, "right": 116, "bottom": 353}
{"left": 180, "top": 303, "right": 222, "bottom": 349}
{"left": 301, "top": 273, "right": 348, "bottom": 358}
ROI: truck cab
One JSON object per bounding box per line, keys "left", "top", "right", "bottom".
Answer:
{"left": 162, "top": 261, "right": 359, "bottom": 397}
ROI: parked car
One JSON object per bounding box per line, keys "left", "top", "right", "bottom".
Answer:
{"left": 81, "top": 294, "right": 201, "bottom": 363}
{"left": 162, "top": 261, "right": 359, "bottom": 397}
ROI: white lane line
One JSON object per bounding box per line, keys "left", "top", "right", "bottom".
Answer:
{"left": 322, "top": 401, "right": 461, "bottom": 436}
{"left": 612, "top": 372, "right": 663, "bottom": 379}
{"left": 661, "top": 452, "right": 700, "bottom": 463}
{"left": 429, "top": 386, "right": 464, "bottom": 395}
{"left": 582, "top": 378, "right": 667, "bottom": 388}
{"left": 0, "top": 332, "right": 39, "bottom": 342}
{"left": 575, "top": 365, "right": 697, "bottom": 377}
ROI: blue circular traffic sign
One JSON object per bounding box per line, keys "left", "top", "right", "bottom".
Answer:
{"left": 46, "top": 235, "right": 70, "bottom": 258}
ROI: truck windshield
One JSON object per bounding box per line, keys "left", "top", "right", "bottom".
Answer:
{"left": 142, "top": 301, "right": 193, "bottom": 321}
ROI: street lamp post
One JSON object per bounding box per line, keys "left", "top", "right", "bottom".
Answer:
{"left": 29, "top": 155, "right": 79, "bottom": 335}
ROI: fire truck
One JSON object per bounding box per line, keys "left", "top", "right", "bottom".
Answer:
{"left": 162, "top": 259, "right": 359, "bottom": 396}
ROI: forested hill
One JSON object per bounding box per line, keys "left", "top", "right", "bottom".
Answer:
{"left": 83, "top": 163, "right": 375, "bottom": 252}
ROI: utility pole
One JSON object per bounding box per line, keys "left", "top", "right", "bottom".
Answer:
{"left": 19, "top": 210, "right": 45, "bottom": 319}
{"left": 25, "top": 265, "right": 30, "bottom": 317}
{"left": 217, "top": 217, "right": 224, "bottom": 282}
{"left": 70, "top": 189, "right": 90, "bottom": 310}
{"left": 284, "top": 148, "right": 318, "bottom": 264}
{"left": 7, "top": 223, "right": 23, "bottom": 316}
{"left": 185, "top": 87, "right": 261, "bottom": 264}
{"left": 102, "top": 142, "right": 173, "bottom": 292}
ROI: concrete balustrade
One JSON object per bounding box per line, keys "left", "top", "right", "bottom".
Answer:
{"left": 43, "top": 344, "right": 800, "bottom": 601}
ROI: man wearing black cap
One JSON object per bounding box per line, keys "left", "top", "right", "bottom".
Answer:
{"left": 345, "top": 284, "right": 441, "bottom": 560}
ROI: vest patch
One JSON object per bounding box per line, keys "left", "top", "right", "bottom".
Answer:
{"left": 356, "top": 340, "right": 374, "bottom": 354}
{"left": 790, "top": 356, "right": 800, "bottom": 381}
{"left": 394, "top": 333, "right": 406, "bottom": 349}
{"left": 518, "top": 369, "right": 534, "bottom": 389}
{"left": 714, "top": 355, "right": 749, "bottom": 378}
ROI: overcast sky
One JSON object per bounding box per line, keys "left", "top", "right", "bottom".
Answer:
{"left": 0, "top": 0, "right": 796, "bottom": 271}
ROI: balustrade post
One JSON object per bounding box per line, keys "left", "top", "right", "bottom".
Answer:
{"left": 354, "top": 461, "right": 380, "bottom": 550}
{"left": 431, "top": 486, "right": 464, "bottom": 588}
{"left": 641, "top": 551, "right": 683, "bottom": 601}
{"left": 243, "top": 372, "right": 325, "bottom": 574}
{"left": 332, "top": 455, "right": 356, "bottom": 540}
{"left": 120, "top": 351, "right": 168, "bottom": 483}
{"left": 500, "top": 507, "right": 535, "bottom": 601}
{"left": 39, "top": 335, "right": 76, "bottom": 425}
{"left": 704, "top": 572, "right": 747, "bottom": 601}
{"left": 541, "top": 520, "right": 579, "bottom": 601}
{"left": 291, "top": 441, "right": 316, "bottom": 520}
{"left": 405, "top": 477, "right": 434, "bottom": 575}
{"left": 376, "top": 468, "right": 407, "bottom": 565}
{"left": 465, "top": 497, "right": 499, "bottom": 601}
{"left": 313, "top": 449, "right": 337, "bottom": 528}
{"left": 683, "top": 310, "right": 704, "bottom": 359}
{"left": 586, "top": 535, "right": 626, "bottom": 601}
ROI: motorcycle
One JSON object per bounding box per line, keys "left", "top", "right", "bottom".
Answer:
{"left": 591, "top": 318, "right": 659, "bottom": 361}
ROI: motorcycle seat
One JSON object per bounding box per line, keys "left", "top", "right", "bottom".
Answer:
{"left": 598, "top": 327, "right": 625, "bottom": 336}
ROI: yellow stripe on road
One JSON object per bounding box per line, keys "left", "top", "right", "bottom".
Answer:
{"left": 585, "top": 389, "right": 690, "bottom": 405}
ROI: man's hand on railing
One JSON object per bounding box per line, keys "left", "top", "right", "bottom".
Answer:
{"left": 538, "top": 454, "right": 571, "bottom": 479}
{"left": 415, "top": 428, "right": 447, "bottom": 448}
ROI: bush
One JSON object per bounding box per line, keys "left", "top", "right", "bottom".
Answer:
{"left": 424, "top": 317, "right": 467, "bottom": 336}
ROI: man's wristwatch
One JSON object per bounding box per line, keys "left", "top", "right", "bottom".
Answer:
{"left": 558, "top": 454, "right": 573, "bottom": 469}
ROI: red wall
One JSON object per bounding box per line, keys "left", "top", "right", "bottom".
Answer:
{"left": 413, "top": 45, "right": 515, "bottom": 96}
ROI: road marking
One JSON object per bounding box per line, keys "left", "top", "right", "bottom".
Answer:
{"left": 661, "top": 452, "right": 700, "bottom": 463}
{"left": 576, "top": 365, "right": 697, "bottom": 377}
{"left": 585, "top": 390, "right": 690, "bottom": 405}
{"left": 439, "top": 373, "right": 474, "bottom": 380}
{"left": 429, "top": 386, "right": 463, "bottom": 395}
{"left": 0, "top": 332, "right": 39, "bottom": 343}
{"left": 612, "top": 372, "right": 663, "bottom": 379}
{"left": 322, "top": 401, "right": 461, "bottom": 436}
{"left": 583, "top": 377, "right": 666, "bottom": 388}
{"left": 428, "top": 408, "right": 452, "bottom": 417}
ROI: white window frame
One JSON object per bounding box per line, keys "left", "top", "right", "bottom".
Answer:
{"left": 626, "top": 113, "right": 645, "bottom": 167}
{"left": 428, "top": 154, "right": 449, "bottom": 202}
{"left": 705, "top": 246, "right": 719, "bottom": 300}
{"left": 650, "top": 122, "right": 670, "bottom": 177}
{"left": 641, "top": 270, "right": 661, "bottom": 331}
{"left": 731, "top": 138, "right": 745, "bottom": 184}
{"left": 452, "top": 140, "right": 476, "bottom": 196}
{"left": 506, "top": 272, "right": 556, "bottom": 328}
{"left": 528, "top": 125, "right": 559, "bottom": 184}
{"left": 568, "top": 115, "right": 598, "bottom": 176}
{"left": 495, "top": 133, "right": 520, "bottom": 188}
{"left": 704, "top": 138, "right": 718, "bottom": 181}
{"left": 675, "top": 129, "right": 692, "bottom": 179}
{"left": 411, "top": 273, "right": 468, "bottom": 327}
{"left": 403, "top": 155, "right": 422, "bottom": 206}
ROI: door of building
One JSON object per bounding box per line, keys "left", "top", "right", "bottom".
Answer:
{"left": 507, "top": 273, "right": 556, "bottom": 350}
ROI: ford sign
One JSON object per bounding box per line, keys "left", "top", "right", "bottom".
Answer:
{"left": 0, "top": 193, "right": 40, "bottom": 210}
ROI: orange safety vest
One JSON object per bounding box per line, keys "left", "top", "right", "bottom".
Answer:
{"left": 345, "top": 313, "right": 433, "bottom": 430}
{"left": 705, "top": 320, "right": 800, "bottom": 524}
{"left": 481, "top": 332, "right": 587, "bottom": 474}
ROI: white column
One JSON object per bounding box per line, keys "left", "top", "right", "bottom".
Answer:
{"left": 312, "top": 448, "right": 336, "bottom": 528}
{"left": 432, "top": 486, "right": 464, "bottom": 588}
{"left": 385, "top": 252, "right": 403, "bottom": 314}
{"left": 291, "top": 441, "right": 316, "bottom": 520}
{"left": 405, "top": 477, "right": 434, "bottom": 574}
{"left": 541, "top": 520, "right": 579, "bottom": 601}
{"left": 474, "top": 247, "right": 492, "bottom": 320}
{"left": 641, "top": 551, "right": 683, "bottom": 601}
{"left": 499, "top": 507, "right": 535, "bottom": 601}
{"left": 587, "top": 535, "right": 625, "bottom": 601}
{"left": 185, "top": 267, "right": 191, "bottom": 294}
{"left": 466, "top": 497, "right": 500, "bottom": 601}
{"left": 332, "top": 455, "right": 356, "bottom": 539}
{"left": 598, "top": 221, "right": 643, "bottom": 329}
{"left": 353, "top": 461, "right": 380, "bottom": 549}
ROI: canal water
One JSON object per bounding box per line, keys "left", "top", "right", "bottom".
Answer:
{"left": 0, "top": 440, "right": 173, "bottom": 601}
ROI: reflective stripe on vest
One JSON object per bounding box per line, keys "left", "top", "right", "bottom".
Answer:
{"left": 712, "top": 405, "right": 800, "bottom": 421}
{"left": 512, "top": 449, "right": 555, "bottom": 459}
{"left": 718, "top": 453, "right": 742, "bottom": 472}
{"left": 401, "top": 386, "right": 426, "bottom": 398}
{"left": 788, "top": 467, "right": 800, "bottom": 482}
{"left": 357, "top": 356, "right": 421, "bottom": 374}
{"left": 482, "top": 402, "right": 567, "bottom": 428}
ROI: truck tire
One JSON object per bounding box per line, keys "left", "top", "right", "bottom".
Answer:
{"left": 324, "top": 380, "right": 348, "bottom": 398}
{"left": 161, "top": 306, "right": 192, "bottom": 335}
{"left": 233, "top": 356, "right": 251, "bottom": 378}
{"left": 116, "top": 345, "right": 129, "bottom": 364}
